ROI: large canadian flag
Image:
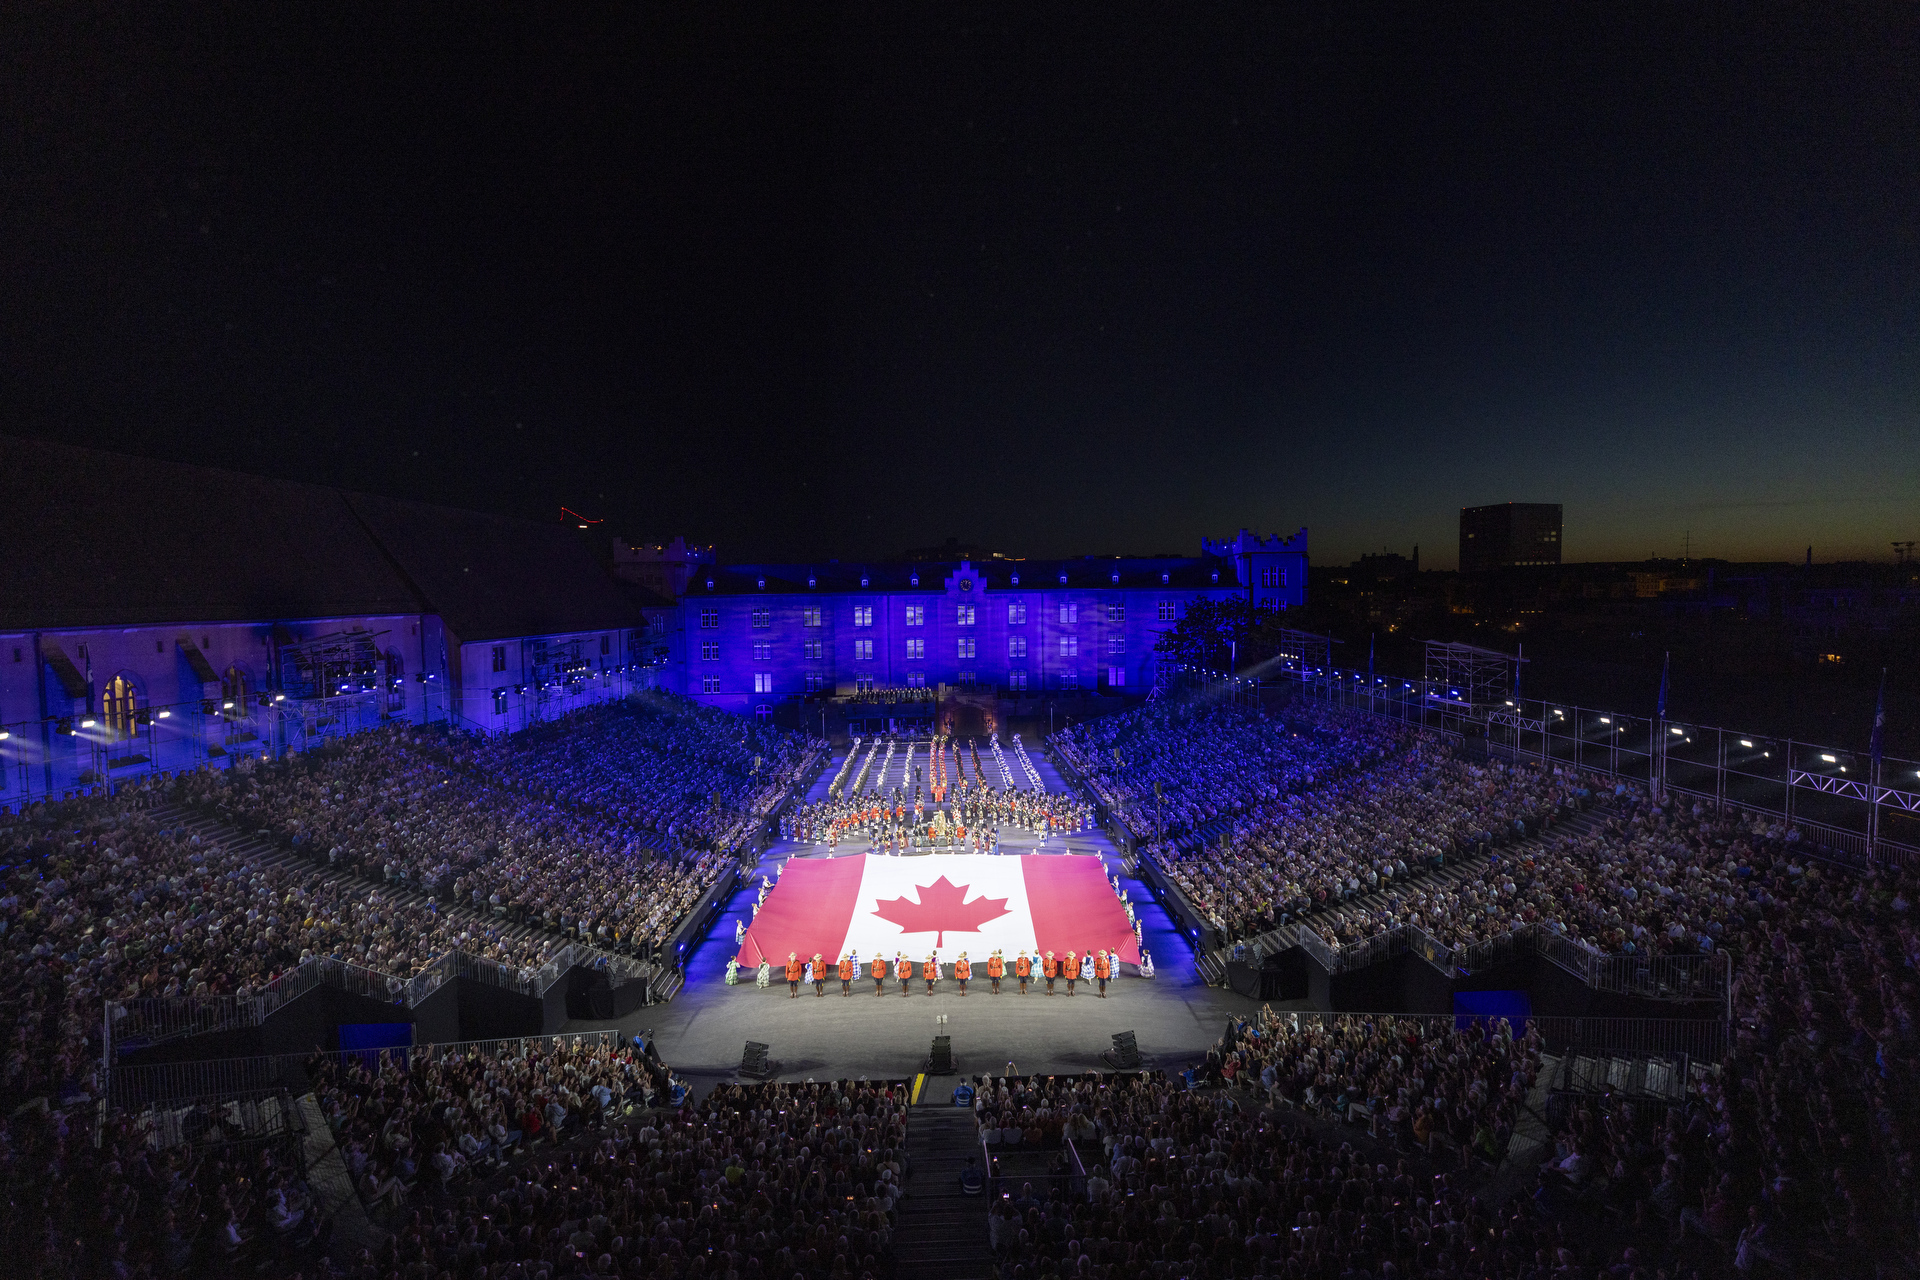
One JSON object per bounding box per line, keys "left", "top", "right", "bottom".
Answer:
{"left": 736, "top": 854, "right": 1141, "bottom": 969}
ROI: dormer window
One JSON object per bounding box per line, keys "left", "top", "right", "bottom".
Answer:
{"left": 706, "top": 579, "right": 715, "bottom": 591}
{"left": 860, "top": 576, "right": 870, "bottom": 587}
{"left": 1162, "top": 572, "right": 1170, "bottom": 584}
{"left": 808, "top": 576, "right": 817, "bottom": 588}
{"left": 1110, "top": 571, "right": 1119, "bottom": 584}
{"left": 1210, "top": 571, "right": 1218, "bottom": 583}
{"left": 1010, "top": 573, "right": 1020, "bottom": 586}
{"left": 1058, "top": 572, "right": 1067, "bottom": 585}
{"left": 910, "top": 574, "right": 919, "bottom": 587}
{"left": 757, "top": 578, "right": 767, "bottom": 590}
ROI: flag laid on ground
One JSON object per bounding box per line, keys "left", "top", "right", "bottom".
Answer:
{"left": 735, "top": 854, "right": 1142, "bottom": 969}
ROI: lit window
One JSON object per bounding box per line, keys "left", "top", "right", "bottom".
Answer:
{"left": 805, "top": 638, "right": 824, "bottom": 660}
{"left": 1108, "top": 666, "right": 1126, "bottom": 687}
{"left": 1058, "top": 602, "right": 1078, "bottom": 624}
{"left": 1108, "top": 635, "right": 1125, "bottom": 655}
{"left": 957, "top": 637, "right": 976, "bottom": 659}
{"left": 854, "top": 639, "right": 873, "bottom": 660}
{"left": 1106, "top": 603, "right": 1125, "bottom": 623}
{"left": 1008, "top": 635, "right": 1028, "bottom": 659}
{"left": 906, "top": 638, "right": 924, "bottom": 660}
{"left": 1007, "top": 602, "right": 1027, "bottom": 625}
{"left": 753, "top": 673, "right": 773, "bottom": 693}
{"left": 1059, "top": 635, "right": 1079, "bottom": 657}
{"left": 803, "top": 606, "right": 822, "bottom": 627}
{"left": 753, "top": 640, "right": 772, "bottom": 661}
{"left": 956, "top": 603, "right": 975, "bottom": 626}
{"left": 853, "top": 606, "right": 873, "bottom": 627}
{"left": 905, "top": 605, "right": 924, "bottom": 626}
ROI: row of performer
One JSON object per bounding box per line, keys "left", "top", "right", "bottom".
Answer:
{"left": 726, "top": 949, "right": 1124, "bottom": 997}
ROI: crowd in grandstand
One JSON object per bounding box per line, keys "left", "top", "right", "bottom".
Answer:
{"left": 324, "top": 1053, "right": 910, "bottom": 1280}
{"left": 2, "top": 1097, "right": 324, "bottom": 1278}
{"left": 1061, "top": 702, "right": 1791, "bottom": 961}
{"left": 0, "top": 697, "right": 814, "bottom": 1117}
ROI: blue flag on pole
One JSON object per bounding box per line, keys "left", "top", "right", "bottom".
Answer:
{"left": 1871, "top": 669, "right": 1886, "bottom": 766}
{"left": 1656, "top": 653, "right": 1670, "bottom": 721}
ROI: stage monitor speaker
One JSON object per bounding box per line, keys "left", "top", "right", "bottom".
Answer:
{"left": 928, "top": 1035, "right": 954, "bottom": 1075}
{"left": 740, "top": 1041, "right": 775, "bottom": 1080}
{"left": 1105, "top": 1031, "right": 1141, "bottom": 1070}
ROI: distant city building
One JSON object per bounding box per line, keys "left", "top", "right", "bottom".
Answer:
{"left": 1459, "top": 503, "right": 1562, "bottom": 573}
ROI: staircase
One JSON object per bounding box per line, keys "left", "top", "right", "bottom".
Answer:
{"left": 892, "top": 1099, "right": 990, "bottom": 1280}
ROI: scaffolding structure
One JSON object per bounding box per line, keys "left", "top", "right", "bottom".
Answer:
{"left": 1424, "top": 641, "right": 1523, "bottom": 716}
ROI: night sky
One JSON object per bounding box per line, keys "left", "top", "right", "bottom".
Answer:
{"left": 4, "top": 2, "right": 1915, "bottom": 566}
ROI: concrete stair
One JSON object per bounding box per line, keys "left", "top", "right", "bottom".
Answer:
{"left": 893, "top": 1101, "right": 990, "bottom": 1280}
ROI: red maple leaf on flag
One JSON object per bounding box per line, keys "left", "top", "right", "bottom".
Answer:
{"left": 870, "top": 877, "right": 1012, "bottom": 948}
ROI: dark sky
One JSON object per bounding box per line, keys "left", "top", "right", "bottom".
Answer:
{"left": 4, "top": 2, "right": 1915, "bottom": 566}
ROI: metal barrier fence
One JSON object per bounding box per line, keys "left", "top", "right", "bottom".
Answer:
{"left": 1289, "top": 665, "right": 1920, "bottom": 865}
{"left": 127, "top": 1088, "right": 310, "bottom": 1154}
{"left": 1292, "top": 922, "right": 1731, "bottom": 1009}
{"left": 110, "top": 1028, "right": 631, "bottom": 1109}
{"left": 107, "top": 943, "right": 650, "bottom": 1060}
{"left": 1260, "top": 1010, "right": 1729, "bottom": 1064}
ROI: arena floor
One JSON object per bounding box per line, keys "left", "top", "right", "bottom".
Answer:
{"left": 565, "top": 743, "right": 1267, "bottom": 1088}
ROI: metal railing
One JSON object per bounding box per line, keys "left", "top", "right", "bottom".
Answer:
{"left": 1291, "top": 921, "right": 1731, "bottom": 1007}
{"left": 111, "top": 1029, "right": 631, "bottom": 1109}
{"left": 107, "top": 943, "right": 650, "bottom": 1058}
{"left": 1252, "top": 1010, "right": 1729, "bottom": 1064}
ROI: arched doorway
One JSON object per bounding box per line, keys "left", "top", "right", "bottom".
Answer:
{"left": 103, "top": 673, "right": 142, "bottom": 739}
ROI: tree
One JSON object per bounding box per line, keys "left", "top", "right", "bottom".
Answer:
{"left": 1154, "top": 598, "right": 1308, "bottom": 673}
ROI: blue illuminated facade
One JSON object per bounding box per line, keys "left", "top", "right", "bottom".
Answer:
{"left": 663, "top": 529, "right": 1308, "bottom": 715}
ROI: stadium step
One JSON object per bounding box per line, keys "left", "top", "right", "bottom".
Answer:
{"left": 894, "top": 1103, "right": 990, "bottom": 1280}
{"left": 296, "top": 1092, "right": 387, "bottom": 1253}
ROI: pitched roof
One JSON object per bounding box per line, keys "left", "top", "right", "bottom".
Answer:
{"left": 343, "top": 492, "right": 644, "bottom": 643}
{"left": 0, "top": 436, "right": 642, "bottom": 640}
{"left": 0, "top": 436, "right": 424, "bottom": 630}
